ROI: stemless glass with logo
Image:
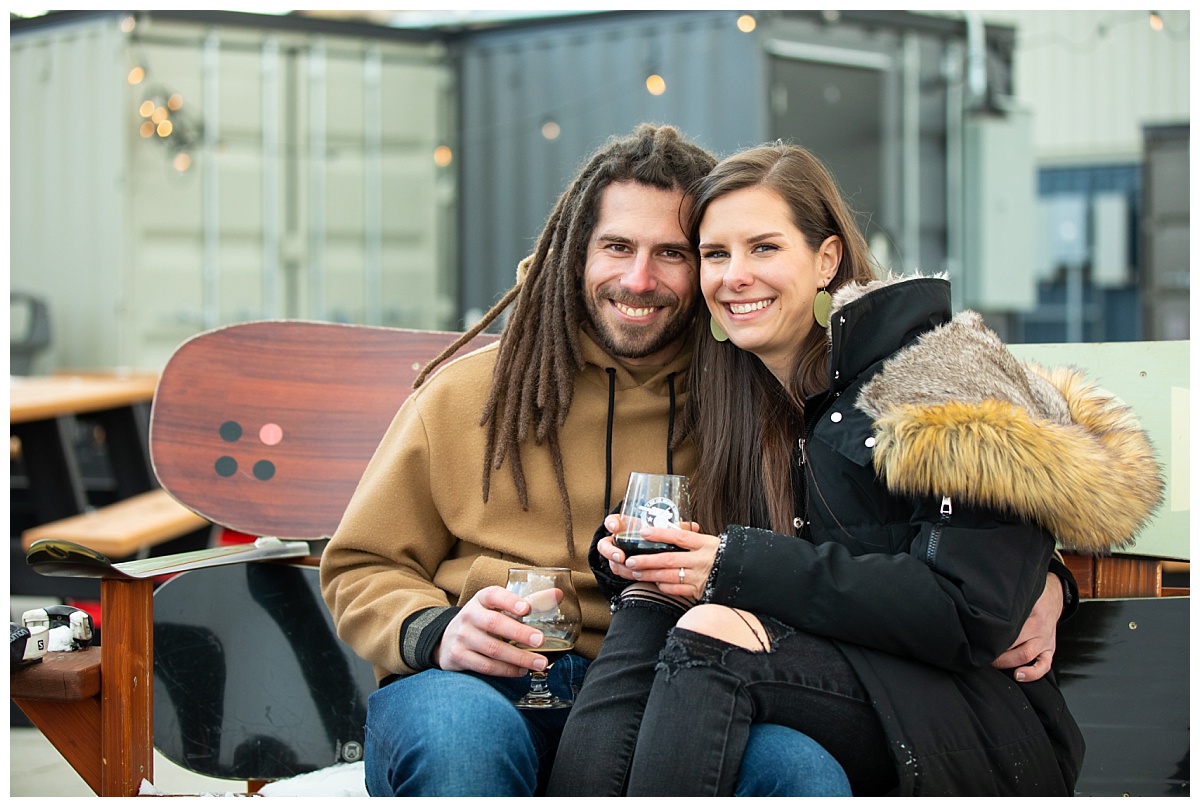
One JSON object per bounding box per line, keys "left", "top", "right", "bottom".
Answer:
{"left": 612, "top": 472, "right": 690, "bottom": 556}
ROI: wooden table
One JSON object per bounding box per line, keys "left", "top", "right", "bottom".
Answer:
{"left": 11, "top": 372, "right": 159, "bottom": 523}
{"left": 10, "top": 372, "right": 159, "bottom": 424}
{"left": 11, "top": 372, "right": 162, "bottom": 600}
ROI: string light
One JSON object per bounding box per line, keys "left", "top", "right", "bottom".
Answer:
{"left": 433, "top": 145, "right": 453, "bottom": 167}
{"left": 134, "top": 83, "right": 201, "bottom": 167}
{"left": 737, "top": 15, "right": 756, "bottom": 33}
{"left": 1149, "top": 11, "right": 1163, "bottom": 31}
{"left": 645, "top": 74, "right": 666, "bottom": 96}
{"left": 541, "top": 121, "right": 561, "bottom": 140}
{"left": 127, "top": 66, "right": 145, "bottom": 85}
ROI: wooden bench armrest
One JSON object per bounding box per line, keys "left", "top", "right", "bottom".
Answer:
{"left": 10, "top": 648, "right": 101, "bottom": 701}
{"left": 10, "top": 578, "right": 154, "bottom": 796}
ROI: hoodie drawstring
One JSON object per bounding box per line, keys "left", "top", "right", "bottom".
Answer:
{"left": 666, "top": 372, "right": 677, "bottom": 475}
{"left": 604, "top": 368, "right": 616, "bottom": 514}
{"left": 602, "top": 369, "right": 678, "bottom": 516}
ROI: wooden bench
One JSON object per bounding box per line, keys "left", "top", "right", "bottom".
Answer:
{"left": 11, "top": 327, "right": 1188, "bottom": 796}
{"left": 20, "top": 489, "right": 210, "bottom": 558}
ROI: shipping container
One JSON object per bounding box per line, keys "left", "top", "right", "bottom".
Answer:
{"left": 11, "top": 11, "right": 454, "bottom": 371}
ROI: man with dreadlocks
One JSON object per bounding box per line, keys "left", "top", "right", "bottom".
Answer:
{"left": 320, "top": 124, "right": 853, "bottom": 796}
{"left": 321, "top": 123, "right": 1068, "bottom": 796}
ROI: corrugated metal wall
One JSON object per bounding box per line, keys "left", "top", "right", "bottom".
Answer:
{"left": 455, "top": 10, "right": 1029, "bottom": 326}
{"left": 455, "top": 11, "right": 763, "bottom": 324}
{"left": 11, "top": 12, "right": 454, "bottom": 372}
{"left": 983, "top": 10, "right": 1190, "bottom": 163}
{"left": 1141, "top": 124, "right": 1190, "bottom": 340}
{"left": 10, "top": 17, "right": 129, "bottom": 373}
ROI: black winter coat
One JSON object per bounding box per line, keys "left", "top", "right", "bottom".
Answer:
{"left": 701, "top": 276, "right": 1160, "bottom": 795}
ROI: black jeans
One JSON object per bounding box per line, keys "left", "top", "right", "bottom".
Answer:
{"left": 549, "top": 600, "right": 896, "bottom": 796}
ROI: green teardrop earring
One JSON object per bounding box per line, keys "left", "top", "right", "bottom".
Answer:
{"left": 813, "top": 287, "right": 833, "bottom": 329}
{"left": 710, "top": 316, "right": 729, "bottom": 342}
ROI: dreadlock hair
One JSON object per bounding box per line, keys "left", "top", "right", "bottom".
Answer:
{"left": 682, "top": 142, "right": 880, "bottom": 537}
{"left": 413, "top": 123, "right": 717, "bottom": 555}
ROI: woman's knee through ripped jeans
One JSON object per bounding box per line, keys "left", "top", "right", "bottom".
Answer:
{"left": 627, "top": 617, "right": 897, "bottom": 796}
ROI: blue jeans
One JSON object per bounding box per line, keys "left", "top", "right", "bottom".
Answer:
{"left": 366, "top": 657, "right": 851, "bottom": 796}
{"left": 364, "top": 659, "right": 588, "bottom": 796}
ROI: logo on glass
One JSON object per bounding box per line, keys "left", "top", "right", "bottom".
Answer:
{"left": 640, "top": 497, "right": 681, "bottom": 529}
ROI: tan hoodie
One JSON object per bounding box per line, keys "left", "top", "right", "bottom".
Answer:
{"left": 320, "top": 331, "right": 695, "bottom": 682}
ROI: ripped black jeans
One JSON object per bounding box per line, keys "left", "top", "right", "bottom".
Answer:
{"left": 548, "top": 595, "right": 896, "bottom": 796}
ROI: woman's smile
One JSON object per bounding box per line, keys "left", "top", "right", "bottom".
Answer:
{"left": 726, "top": 298, "right": 776, "bottom": 316}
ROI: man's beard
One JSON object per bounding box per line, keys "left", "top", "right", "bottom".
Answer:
{"left": 583, "top": 288, "right": 697, "bottom": 360}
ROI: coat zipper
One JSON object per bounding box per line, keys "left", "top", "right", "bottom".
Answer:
{"left": 926, "top": 495, "right": 952, "bottom": 567}
{"left": 793, "top": 436, "right": 807, "bottom": 534}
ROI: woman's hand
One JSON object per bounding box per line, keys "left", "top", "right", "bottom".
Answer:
{"left": 597, "top": 514, "right": 720, "bottom": 599}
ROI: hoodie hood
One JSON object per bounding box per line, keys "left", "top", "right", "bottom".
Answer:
{"left": 848, "top": 275, "right": 1163, "bottom": 555}
{"left": 577, "top": 329, "right": 692, "bottom": 394}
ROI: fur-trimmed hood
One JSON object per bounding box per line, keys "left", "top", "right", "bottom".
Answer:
{"left": 843, "top": 275, "right": 1163, "bottom": 555}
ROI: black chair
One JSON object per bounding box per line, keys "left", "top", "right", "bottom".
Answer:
{"left": 10, "top": 291, "right": 52, "bottom": 375}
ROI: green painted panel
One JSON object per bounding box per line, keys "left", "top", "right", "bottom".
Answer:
{"left": 1009, "top": 341, "right": 1190, "bottom": 560}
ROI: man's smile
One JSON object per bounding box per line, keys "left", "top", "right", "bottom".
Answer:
{"left": 613, "top": 301, "right": 662, "bottom": 318}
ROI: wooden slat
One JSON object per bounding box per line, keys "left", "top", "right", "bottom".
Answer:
{"left": 1061, "top": 553, "right": 1168, "bottom": 599}
{"left": 21, "top": 489, "right": 209, "bottom": 555}
{"left": 1095, "top": 555, "right": 1162, "bottom": 599}
{"left": 101, "top": 578, "right": 155, "bottom": 796}
{"left": 1062, "top": 553, "right": 1096, "bottom": 599}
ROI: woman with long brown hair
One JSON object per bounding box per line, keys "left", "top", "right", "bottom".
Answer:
{"left": 548, "top": 143, "right": 1161, "bottom": 795}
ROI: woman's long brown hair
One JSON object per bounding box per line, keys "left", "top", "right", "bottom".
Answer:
{"left": 682, "top": 144, "right": 879, "bottom": 535}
